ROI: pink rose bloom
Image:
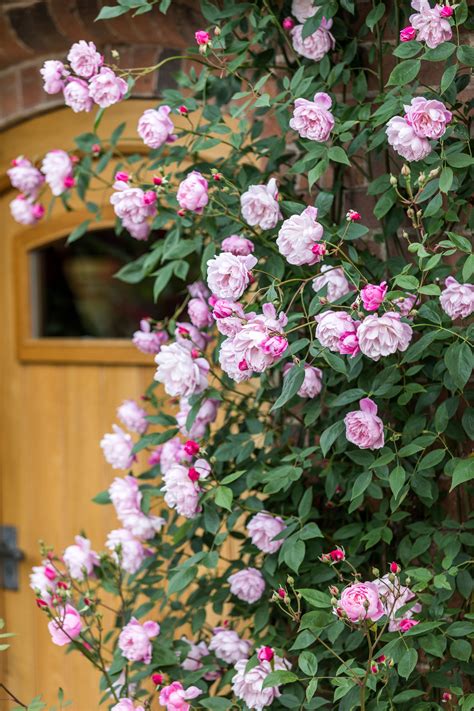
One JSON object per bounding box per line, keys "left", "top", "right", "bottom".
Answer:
{"left": 213, "top": 299, "right": 246, "bottom": 335}
{"left": 440, "top": 276, "right": 474, "bottom": 319}
{"left": 30, "top": 561, "right": 58, "bottom": 603}
{"left": 240, "top": 178, "right": 281, "bottom": 230}
{"left": 162, "top": 463, "right": 201, "bottom": 518}
{"left": 177, "top": 171, "right": 208, "bottom": 213}
{"left": 261, "top": 335, "right": 288, "bottom": 358}
{"left": 89, "top": 68, "right": 128, "bottom": 108}
{"left": 63, "top": 535, "right": 99, "bottom": 580}
{"left": 400, "top": 25, "right": 417, "bottom": 41}
{"left": 122, "top": 218, "right": 151, "bottom": 241}
{"left": 291, "top": 0, "right": 317, "bottom": 22}
{"left": 8, "top": 157, "right": 44, "bottom": 197}
{"left": 219, "top": 337, "right": 253, "bottom": 382}
{"left": 63, "top": 77, "right": 93, "bottom": 113}
{"left": 404, "top": 97, "right": 452, "bottom": 139}
{"left": 291, "top": 19, "right": 335, "bottom": 61}
{"left": 315, "top": 310, "right": 358, "bottom": 352}
{"left": 232, "top": 654, "right": 291, "bottom": 711}
{"left": 221, "top": 235, "right": 255, "bottom": 256}
{"left": 40, "top": 60, "right": 69, "bottom": 94}
{"left": 312, "top": 265, "right": 351, "bottom": 302}
{"left": 10, "top": 196, "right": 43, "bottom": 225}
{"left": 121, "top": 511, "right": 165, "bottom": 540}
{"left": 41, "top": 150, "right": 74, "bottom": 196}
{"left": 188, "top": 297, "right": 213, "bottom": 328}
{"left": 394, "top": 294, "right": 417, "bottom": 317}
{"left": 207, "top": 252, "right": 258, "bottom": 300}
{"left": 209, "top": 627, "right": 251, "bottom": 664}
{"left": 228, "top": 303, "right": 288, "bottom": 374}
{"left": 110, "top": 185, "right": 157, "bottom": 226}
{"left": 283, "top": 363, "right": 323, "bottom": 398}
{"left": 132, "top": 319, "right": 168, "bottom": 355}
{"left": 159, "top": 437, "right": 191, "bottom": 474}
{"left": 137, "top": 106, "right": 176, "bottom": 149}
{"left": 111, "top": 700, "right": 144, "bottom": 711}
{"left": 176, "top": 396, "right": 219, "bottom": 439}
{"left": 386, "top": 116, "right": 432, "bottom": 161}
{"left": 154, "top": 341, "right": 209, "bottom": 397}
{"left": 106, "top": 529, "right": 147, "bottom": 574}
{"left": 159, "top": 682, "right": 202, "bottom": 711}
{"left": 344, "top": 397, "right": 385, "bottom": 450}
{"left": 361, "top": 281, "right": 387, "bottom": 311}
{"left": 399, "top": 619, "right": 419, "bottom": 632}
{"left": 409, "top": 0, "right": 452, "bottom": 48}
{"left": 246, "top": 511, "right": 286, "bottom": 554}
{"left": 48, "top": 605, "right": 82, "bottom": 646}
{"left": 228, "top": 567, "right": 265, "bottom": 603}
{"left": 290, "top": 93, "right": 334, "bottom": 143}
{"left": 180, "top": 637, "right": 219, "bottom": 680}
{"left": 175, "top": 321, "right": 209, "bottom": 351}
{"left": 373, "top": 575, "right": 421, "bottom": 632}
{"left": 195, "top": 30, "right": 211, "bottom": 45}
{"left": 118, "top": 618, "right": 159, "bottom": 664}
{"left": 117, "top": 400, "right": 148, "bottom": 434}
{"left": 187, "top": 280, "right": 210, "bottom": 300}
{"left": 109, "top": 475, "right": 141, "bottom": 519}
{"left": 277, "top": 205, "right": 324, "bottom": 266}
{"left": 338, "top": 331, "right": 360, "bottom": 357}
{"left": 337, "top": 582, "right": 384, "bottom": 623}
{"left": 67, "top": 40, "right": 103, "bottom": 78}
{"left": 100, "top": 425, "right": 135, "bottom": 470}
{"left": 357, "top": 312, "right": 413, "bottom": 360}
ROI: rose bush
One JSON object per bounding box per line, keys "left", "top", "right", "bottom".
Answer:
{"left": 12, "top": 0, "right": 474, "bottom": 709}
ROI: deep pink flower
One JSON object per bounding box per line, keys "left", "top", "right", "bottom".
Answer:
{"left": 258, "top": 646, "right": 274, "bottom": 662}
{"left": 399, "top": 618, "right": 419, "bottom": 632}
{"left": 152, "top": 673, "right": 163, "bottom": 686}
{"left": 440, "top": 6, "right": 453, "bottom": 17}
{"left": 329, "top": 548, "right": 345, "bottom": 562}
{"left": 195, "top": 30, "right": 211, "bottom": 45}
{"left": 400, "top": 25, "right": 417, "bottom": 41}
{"left": 361, "top": 282, "right": 387, "bottom": 311}
{"left": 337, "top": 582, "right": 384, "bottom": 623}
{"left": 338, "top": 330, "right": 360, "bottom": 357}
{"left": 346, "top": 209, "right": 361, "bottom": 221}
{"left": 390, "top": 561, "right": 400, "bottom": 574}
{"left": 184, "top": 440, "right": 200, "bottom": 455}
{"left": 159, "top": 681, "right": 201, "bottom": 711}
{"left": 282, "top": 17, "right": 295, "bottom": 30}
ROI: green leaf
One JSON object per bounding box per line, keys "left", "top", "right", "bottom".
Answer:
{"left": 365, "top": 3, "right": 385, "bottom": 29}
{"left": 457, "top": 44, "right": 474, "bottom": 66}
{"left": 168, "top": 566, "right": 198, "bottom": 595}
{"left": 450, "top": 457, "right": 474, "bottom": 491}
{"left": 92, "top": 490, "right": 111, "bottom": 505}
{"left": 444, "top": 342, "right": 473, "bottom": 390}
{"left": 299, "top": 650, "right": 318, "bottom": 676}
{"left": 386, "top": 59, "right": 421, "bottom": 86}
{"left": 67, "top": 219, "right": 91, "bottom": 244}
{"left": 450, "top": 639, "right": 472, "bottom": 661}
{"left": 261, "top": 670, "right": 298, "bottom": 689}
{"left": 214, "top": 486, "right": 233, "bottom": 511}
{"left": 320, "top": 420, "right": 345, "bottom": 456}
{"left": 271, "top": 364, "right": 305, "bottom": 411}
{"left": 351, "top": 471, "right": 372, "bottom": 500}
{"left": 329, "top": 389, "right": 366, "bottom": 407}
{"left": 398, "top": 648, "right": 418, "bottom": 678}
{"left": 440, "top": 63, "right": 458, "bottom": 93}
{"left": 298, "top": 589, "right": 332, "bottom": 608}
{"left": 418, "top": 449, "right": 445, "bottom": 470}
{"left": 95, "top": 4, "right": 129, "bottom": 18}
{"left": 446, "top": 152, "right": 474, "bottom": 168}
{"left": 393, "top": 41, "right": 422, "bottom": 58}
{"left": 200, "top": 699, "right": 231, "bottom": 710}
{"left": 439, "top": 166, "right": 453, "bottom": 193}
{"left": 423, "top": 42, "right": 456, "bottom": 61}
{"left": 132, "top": 428, "right": 179, "bottom": 454}
{"left": 389, "top": 465, "right": 406, "bottom": 499}
{"left": 328, "top": 146, "right": 351, "bottom": 166}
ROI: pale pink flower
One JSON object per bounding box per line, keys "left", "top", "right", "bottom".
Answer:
{"left": 373, "top": 575, "right": 421, "bottom": 632}
{"left": 213, "top": 299, "right": 246, "bottom": 336}
{"left": 40, "top": 60, "right": 69, "bottom": 94}
{"left": 159, "top": 682, "right": 202, "bottom": 711}
{"left": 228, "top": 304, "right": 288, "bottom": 374}
{"left": 177, "top": 171, "right": 208, "bottom": 213}
{"left": 10, "top": 196, "right": 43, "bottom": 225}
{"left": 63, "top": 535, "right": 99, "bottom": 580}
{"left": 118, "top": 618, "right": 159, "bottom": 664}
{"left": 100, "top": 425, "right": 135, "bottom": 470}
{"left": 67, "top": 40, "right": 103, "bottom": 78}
{"left": 394, "top": 294, "right": 417, "bottom": 317}
{"left": 277, "top": 205, "right": 324, "bottom": 266}
{"left": 291, "top": 0, "right": 317, "bottom": 22}
{"left": 63, "top": 78, "right": 93, "bottom": 112}
{"left": 188, "top": 298, "right": 213, "bottom": 328}
{"left": 221, "top": 235, "right": 255, "bottom": 256}
{"left": 439, "top": 277, "right": 474, "bottom": 319}
{"left": 89, "top": 68, "right": 128, "bottom": 108}
{"left": 291, "top": 19, "right": 335, "bottom": 61}
{"left": 209, "top": 627, "right": 252, "bottom": 664}
{"left": 30, "top": 562, "right": 58, "bottom": 603}
{"left": 154, "top": 341, "right": 209, "bottom": 397}
{"left": 180, "top": 637, "right": 219, "bottom": 680}
{"left": 404, "top": 97, "right": 452, "bottom": 139}
{"left": 409, "top": 0, "right": 452, "bottom": 48}
{"left": 240, "top": 178, "right": 281, "bottom": 230}
{"left": 106, "top": 529, "right": 147, "bottom": 574}
{"left": 175, "top": 321, "right": 209, "bottom": 351}
{"left": 232, "top": 654, "right": 291, "bottom": 711}
{"left": 137, "top": 106, "right": 176, "bottom": 149}
{"left": 247, "top": 511, "right": 286, "bottom": 554}
{"left": 219, "top": 337, "right": 253, "bottom": 382}
{"left": 176, "top": 397, "right": 219, "bottom": 439}
{"left": 207, "top": 252, "right": 258, "bottom": 300}
{"left": 109, "top": 475, "right": 142, "bottom": 519}
{"left": 132, "top": 319, "right": 168, "bottom": 355}
{"left": 386, "top": 116, "right": 432, "bottom": 161}
{"left": 110, "top": 185, "right": 157, "bottom": 225}
{"left": 357, "top": 312, "right": 413, "bottom": 360}
{"left": 315, "top": 310, "right": 358, "bottom": 352}
{"left": 187, "top": 280, "right": 210, "bottom": 300}
{"left": 159, "top": 437, "right": 191, "bottom": 474}
{"left": 162, "top": 463, "right": 201, "bottom": 518}
{"left": 7, "top": 157, "right": 44, "bottom": 196}
{"left": 111, "top": 700, "right": 144, "bottom": 711}
{"left": 338, "top": 331, "right": 360, "bottom": 357}
{"left": 48, "top": 605, "right": 82, "bottom": 646}
{"left": 337, "top": 582, "right": 384, "bottom": 623}
{"left": 117, "top": 400, "right": 148, "bottom": 434}
{"left": 361, "top": 282, "right": 387, "bottom": 311}
{"left": 344, "top": 397, "right": 385, "bottom": 450}
{"left": 41, "top": 150, "right": 74, "bottom": 196}
{"left": 290, "top": 93, "right": 334, "bottom": 143}
{"left": 228, "top": 567, "right": 265, "bottom": 603}
{"left": 261, "top": 335, "right": 288, "bottom": 358}
{"left": 312, "top": 265, "right": 351, "bottom": 302}
{"left": 400, "top": 25, "right": 417, "bottom": 41}
{"left": 283, "top": 363, "right": 323, "bottom": 398}
{"left": 121, "top": 511, "right": 165, "bottom": 540}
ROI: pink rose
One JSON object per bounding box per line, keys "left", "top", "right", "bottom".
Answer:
{"left": 291, "top": 0, "right": 317, "bottom": 22}
{"left": 109, "top": 475, "right": 142, "bottom": 519}
{"left": 440, "top": 276, "right": 474, "bottom": 319}
{"left": 30, "top": 561, "right": 58, "bottom": 603}
{"left": 40, "top": 60, "right": 69, "bottom": 94}
{"left": 209, "top": 627, "right": 251, "bottom": 663}
{"left": 386, "top": 116, "right": 432, "bottom": 161}
{"left": 100, "top": 425, "right": 135, "bottom": 470}
{"left": 41, "top": 150, "right": 74, "bottom": 196}
{"left": 132, "top": 319, "right": 168, "bottom": 354}
{"left": 240, "top": 178, "right": 281, "bottom": 230}
{"left": 373, "top": 575, "right": 421, "bottom": 632}
{"left": 400, "top": 25, "right": 417, "bottom": 41}
{"left": 10, "top": 196, "right": 44, "bottom": 225}
{"left": 394, "top": 294, "right": 417, "bottom": 317}
{"left": 337, "top": 582, "right": 384, "bottom": 623}
{"left": 176, "top": 396, "right": 219, "bottom": 439}
{"left": 232, "top": 654, "right": 291, "bottom": 710}
{"left": 246, "top": 511, "right": 286, "bottom": 554}
{"left": 338, "top": 331, "right": 360, "bottom": 357}
{"left": 162, "top": 463, "right": 201, "bottom": 518}
{"left": 207, "top": 252, "right": 258, "bottom": 300}
{"left": 218, "top": 338, "right": 253, "bottom": 382}
{"left": 111, "top": 700, "right": 144, "bottom": 711}
{"left": 8, "top": 157, "right": 44, "bottom": 197}
{"left": 63, "top": 535, "right": 99, "bottom": 580}
{"left": 344, "top": 397, "right": 385, "bottom": 450}
{"left": 291, "top": 19, "right": 335, "bottom": 61}
{"left": 48, "top": 605, "right": 82, "bottom": 646}
{"left": 315, "top": 310, "right": 358, "bottom": 352}
{"left": 175, "top": 321, "right": 209, "bottom": 351}
{"left": 123, "top": 219, "right": 151, "bottom": 241}
{"left": 188, "top": 297, "right": 213, "bottom": 328}
{"left": 283, "top": 363, "right": 323, "bottom": 397}
{"left": 137, "top": 106, "right": 176, "bottom": 149}
{"left": 106, "top": 528, "right": 147, "bottom": 574}
{"left": 110, "top": 185, "right": 157, "bottom": 225}
{"left": 404, "top": 97, "right": 452, "bottom": 139}
{"left": 159, "top": 682, "right": 202, "bottom": 711}
{"left": 188, "top": 280, "right": 210, "bottom": 300}
{"left": 159, "top": 437, "right": 191, "bottom": 474}
{"left": 195, "top": 30, "right": 211, "bottom": 45}
{"left": 409, "top": 0, "right": 452, "bottom": 48}
{"left": 226, "top": 304, "right": 288, "bottom": 375}
{"left": 154, "top": 341, "right": 209, "bottom": 397}
{"left": 277, "top": 205, "right": 324, "bottom": 266}
{"left": 63, "top": 78, "right": 93, "bottom": 113}
{"left": 312, "top": 265, "right": 352, "bottom": 302}
{"left": 67, "top": 40, "right": 103, "bottom": 78}
{"left": 117, "top": 400, "right": 148, "bottom": 434}
{"left": 118, "top": 618, "right": 159, "bottom": 664}
{"left": 228, "top": 567, "right": 265, "bottom": 603}
{"left": 290, "top": 92, "right": 334, "bottom": 143}
{"left": 180, "top": 637, "right": 219, "bottom": 680}
{"left": 357, "top": 312, "right": 413, "bottom": 360}
{"left": 360, "top": 281, "right": 387, "bottom": 311}
{"left": 89, "top": 68, "right": 128, "bottom": 108}
{"left": 177, "top": 171, "right": 208, "bottom": 213}
{"left": 221, "top": 234, "right": 255, "bottom": 256}
{"left": 261, "top": 335, "right": 288, "bottom": 358}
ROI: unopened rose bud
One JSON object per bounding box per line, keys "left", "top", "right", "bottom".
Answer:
{"left": 407, "top": 208, "right": 415, "bottom": 219}
{"left": 405, "top": 576, "right": 411, "bottom": 586}
{"left": 64, "top": 176, "right": 75, "bottom": 189}
{"left": 377, "top": 655, "right": 386, "bottom": 663}
{"left": 372, "top": 567, "right": 380, "bottom": 578}
{"left": 389, "top": 562, "right": 400, "bottom": 574}
{"left": 91, "top": 143, "right": 101, "bottom": 155}
{"left": 287, "top": 576, "right": 294, "bottom": 585}
{"left": 371, "top": 664, "right": 378, "bottom": 674}
{"left": 57, "top": 581, "right": 68, "bottom": 590}
{"left": 195, "top": 30, "right": 211, "bottom": 46}
{"left": 400, "top": 25, "right": 416, "bottom": 42}
{"left": 115, "top": 171, "right": 130, "bottom": 183}
{"left": 36, "top": 598, "right": 48, "bottom": 608}
{"left": 214, "top": 26, "right": 221, "bottom": 35}
{"left": 257, "top": 646, "right": 274, "bottom": 663}
{"left": 153, "top": 176, "right": 163, "bottom": 186}
{"left": 346, "top": 209, "right": 361, "bottom": 222}
{"left": 152, "top": 673, "right": 163, "bottom": 686}
{"left": 184, "top": 440, "right": 200, "bottom": 455}
{"left": 111, "top": 49, "right": 120, "bottom": 59}
{"left": 213, "top": 173, "right": 222, "bottom": 181}
{"left": 442, "top": 691, "right": 452, "bottom": 702}
{"left": 389, "top": 175, "right": 398, "bottom": 186}
{"left": 330, "top": 596, "right": 339, "bottom": 606}
{"left": 188, "top": 467, "right": 200, "bottom": 482}
{"left": 329, "top": 585, "right": 339, "bottom": 596}
{"left": 177, "top": 209, "right": 185, "bottom": 217}
{"left": 178, "top": 105, "right": 188, "bottom": 115}
{"left": 277, "top": 587, "right": 286, "bottom": 599}
{"left": 440, "top": 6, "right": 453, "bottom": 17}
{"left": 329, "top": 548, "right": 345, "bottom": 562}
{"left": 401, "top": 164, "right": 411, "bottom": 176}
{"left": 44, "top": 566, "right": 56, "bottom": 581}
{"left": 428, "top": 167, "right": 440, "bottom": 179}
{"left": 282, "top": 16, "right": 295, "bottom": 30}
{"left": 191, "top": 348, "right": 200, "bottom": 359}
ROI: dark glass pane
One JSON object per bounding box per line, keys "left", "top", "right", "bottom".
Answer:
{"left": 30, "top": 229, "right": 187, "bottom": 339}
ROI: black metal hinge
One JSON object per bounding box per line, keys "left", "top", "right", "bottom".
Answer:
{"left": 0, "top": 526, "right": 24, "bottom": 590}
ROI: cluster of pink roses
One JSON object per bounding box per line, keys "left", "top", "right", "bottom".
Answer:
{"left": 132, "top": 318, "right": 169, "bottom": 354}
{"left": 400, "top": 0, "right": 453, "bottom": 48}
{"left": 386, "top": 97, "right": 452, "bottom": 162}
{"left": 40, "top": 41, "right": 127, "bottom": 113}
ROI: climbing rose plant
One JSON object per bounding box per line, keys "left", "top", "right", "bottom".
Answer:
{"left": 11, "top": 0, "right": 474, "bottom": 709}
